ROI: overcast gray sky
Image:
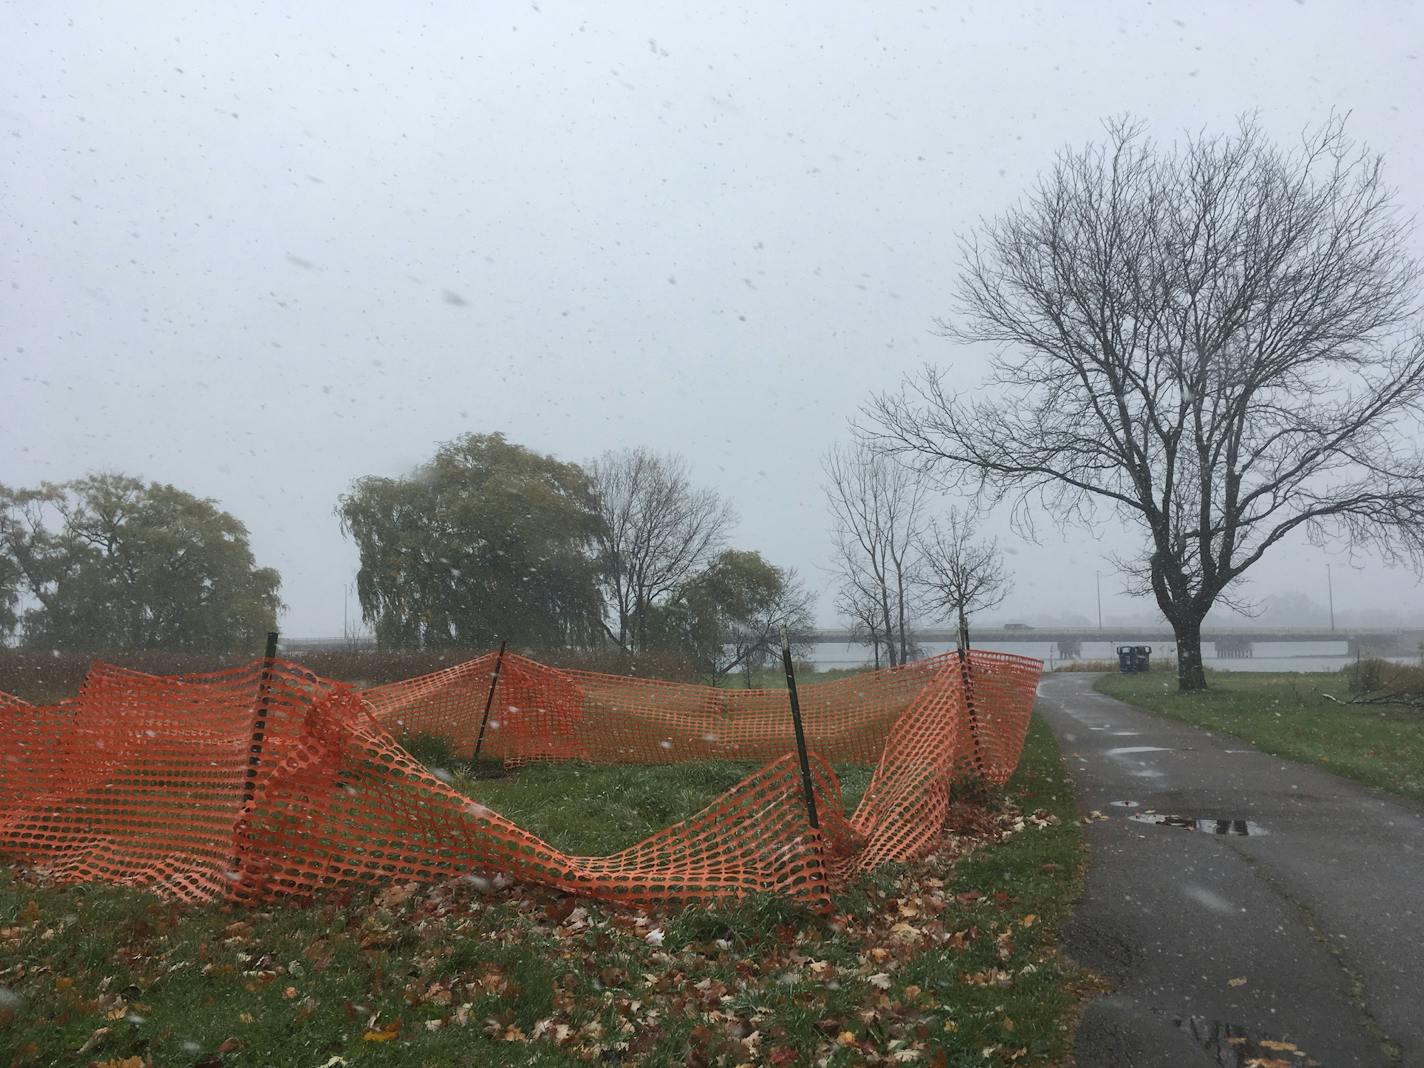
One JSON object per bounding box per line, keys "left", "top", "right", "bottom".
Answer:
{"left": 6, "top": 1, "right": 1424, "bottom": 637}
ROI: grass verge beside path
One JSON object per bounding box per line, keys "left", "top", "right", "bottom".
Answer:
{"left": 1097, "top": 671, "right": 1424, "bottom": 804}
{"left": 0, "top": 718, "right": 1087, "bottom": 1067}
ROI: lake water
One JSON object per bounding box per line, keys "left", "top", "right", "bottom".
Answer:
{"left": 805, "top": 639, "right": 1419, "bottom": 674}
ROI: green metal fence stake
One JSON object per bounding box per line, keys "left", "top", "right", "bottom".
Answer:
{"left": 781, "top": 627, "right": 819, "bottom": 829}
{"left": 473, "top": 639, "right": 508, "bottom": 761}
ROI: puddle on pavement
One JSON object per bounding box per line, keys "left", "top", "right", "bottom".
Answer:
{"left": 1130, "top": 812, "right": 1267, "bottom": 836}
{"left": 1108, "top": 800, "right": 1140, "bottom": 808}
{"left": 1182, "top": 885, "right": 1235, "bottom": 914}
{"left": 1171, "top": 1013, "right": 1320, "bottom": 1067}
{"left": 1106, "top": 745, "right": 1176, "bottom": 755}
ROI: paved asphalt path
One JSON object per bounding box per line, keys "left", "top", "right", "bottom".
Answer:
{"left": 1035, "top": 673, "right": 1423, "bottom": 1067}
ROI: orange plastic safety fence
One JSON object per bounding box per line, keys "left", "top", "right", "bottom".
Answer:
{"left": 0, "top": 650, "right": 1041, "bottom": 910}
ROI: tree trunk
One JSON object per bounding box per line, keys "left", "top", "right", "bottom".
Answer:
{"left": 895, "top": 567, "right": 909, "bottom": 665}
{"left": 878, "top": 589, "right": 898, "bottom": 668}
{"left": 1173, "top": 615, "right": 1208, "bottom": 691}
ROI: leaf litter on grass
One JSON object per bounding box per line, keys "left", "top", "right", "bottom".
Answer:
{"left": 0, "top": 799, "right": 1072, "bottom": 1067}
{"left": 1, "top": 718, "right": 1086, "bottom": 1066}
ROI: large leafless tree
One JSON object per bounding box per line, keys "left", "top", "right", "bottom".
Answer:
{"left": 588, "top": 448, "right": 735, "bottom": 654}
{"left": 866, "top": 116, "right": 1424, "bottom": 690}
{"left": 824, "top": 442, "right": 924, "bottom": 667}
{"left": 833, "top": 565, "right": 893, "bottom": 670}
{"left": 917, "top": 509, "right": 1011, "bottom": 652}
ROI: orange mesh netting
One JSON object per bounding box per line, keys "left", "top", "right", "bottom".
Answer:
{"left": 0, "top": 649, "right": 1040, "bottom": 911}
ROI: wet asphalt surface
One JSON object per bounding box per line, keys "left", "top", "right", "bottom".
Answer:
{"left": 1035, "top": 673, "right": 1424, "bottom": 1068}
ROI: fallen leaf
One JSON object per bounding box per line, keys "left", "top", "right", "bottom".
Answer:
{"left": 544, "top": 897, "right": 577, "bottom": 924}
{"left": 363, "top": 1019, "right": 402, "bottom": 1042}
{"left": 376, "top": 883, "right": 417, "bottom": 909}
{"left": 76, "top": 1027, "right": 110, "bottom": 1055}
{"left": 1258, "top": 1040, "right": 1299, "bottom": 1052}
{"left": 1228, "top": 977, "right": 1248, "bottom": 988}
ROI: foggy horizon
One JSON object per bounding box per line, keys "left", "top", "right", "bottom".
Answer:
{"left": 8, "top": 2, "right": 1424, "bottom": 641}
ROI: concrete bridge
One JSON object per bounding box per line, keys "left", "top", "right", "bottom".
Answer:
{"left": 800, "top": 626, "right": 1422, "bottom": 657}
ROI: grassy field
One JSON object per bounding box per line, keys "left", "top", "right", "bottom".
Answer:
{"left": 0, "top": 717, "right": 1090, "bottom": 1067}
{"left": 1097, "top": 669, "right": 1424, "bottom": 804}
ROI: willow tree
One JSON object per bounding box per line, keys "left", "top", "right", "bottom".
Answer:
{"left": 867, "top": 117, "right": 1424, "bottom": 690}
{"left": 0, "top": 475, "right": 281, "bottom": 653}
{"left": 338, "top": 434, "right": 605, "bottom": 650}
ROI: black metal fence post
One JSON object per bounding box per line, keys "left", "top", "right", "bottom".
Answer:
{"left": 473, "top": 639, "right": 508, "bottom": 761}
{"left": 957, "top": 614, "right": 987, "bottom": 779}
{"left": 781, "top": 628, "right": 819, "bottom": 829}
{"left": 242, "top": 630, "right": 279, "bottom": 810}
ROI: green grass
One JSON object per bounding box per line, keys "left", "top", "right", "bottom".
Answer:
{"left": 0, "top": 717, "right": 1087, "bottom": 1067}
{"left": 398, "top": 732, "right": 878, "bottom": 856}
{"left": 449, "top": 762, "right": 877, "bottom": 855}
{"left": 1097, "top": 670, "right": 1424, "bottom": 803}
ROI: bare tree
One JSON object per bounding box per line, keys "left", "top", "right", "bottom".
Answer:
{"left": 866, "top": 116, "right": 1424, "bottom": 690}
{"left": 719, "top": 563, "right": 817, "bottom": 688}
{"left": 823, "top": 443, "right": 924, "bottom": 666}
{"left": 588, "top": 448, "right": 735, "bottom": 654}
{"left": 833, "top": 556, "right": 891, "bottom": 669}
{"left": 917, "top": 509, "right": 1011, "bottom": 652}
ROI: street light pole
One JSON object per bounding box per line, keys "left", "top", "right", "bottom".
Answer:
{"left": 1327, "top": 564, "right": 1335, "bottom": 633}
